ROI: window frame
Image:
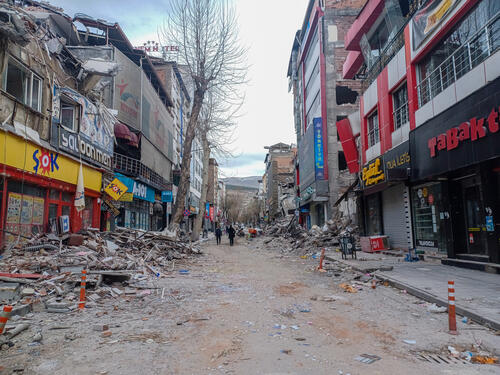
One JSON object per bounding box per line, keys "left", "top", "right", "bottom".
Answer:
{"left": 60, "top": 97, "right": 81, "bottom": 133}
{"left": 2, "top": 57, "right": 43, "bottom": 112}
{"left": 392, "top": 82, "right": 409, "bottom": 131}
{"left": 367, "top": 110, "right": 380, "bottom": 148}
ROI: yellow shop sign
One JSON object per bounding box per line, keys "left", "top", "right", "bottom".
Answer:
{"left": 362, "top": 157, "right": 385, "bottom": 187}
{"left": 104, "top": 178, "right": 128, "bottom": 201}
{"left": 0, "top": 132, "right": 102, "bottom": 191}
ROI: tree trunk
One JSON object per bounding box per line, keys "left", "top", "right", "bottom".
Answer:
{"left": 191, "top": 130, "right": 210, "bottom": 241}
{"left": 171, "top": 88, "right": 205, "bottom": 230}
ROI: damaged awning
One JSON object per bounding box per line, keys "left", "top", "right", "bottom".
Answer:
{"left": 337, "top": 117, "right": 360, "bottom": 174}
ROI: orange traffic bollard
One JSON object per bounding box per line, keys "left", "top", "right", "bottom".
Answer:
{"left": 0, "top": 305, "right": 13, "bottom": 334}
{"left": 448, "top": 280, "right": 457, "bottom": 334}
{"left": 317, "top": 248, "right": 326, "bottom": 271}
{"left": 79, "top": 269, "right": 87, "bottom": 310}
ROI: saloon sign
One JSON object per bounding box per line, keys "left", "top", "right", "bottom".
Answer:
{"left": 58, "top": 127, "right": 112, "bottom": 168}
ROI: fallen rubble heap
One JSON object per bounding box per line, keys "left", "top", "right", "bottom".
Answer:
{"left": 0, "top": 227, "right": 202, "bottom": 315}
{"left": 263, "top": 214, "right": 359, "bottom": 254}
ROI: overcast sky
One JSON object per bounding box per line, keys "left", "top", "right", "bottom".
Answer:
{"left": 48, "top": 0, "right": 307, "bottom": 178}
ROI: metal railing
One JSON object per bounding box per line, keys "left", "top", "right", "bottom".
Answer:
{"left": 113, "top": 152, "right": 170, "bottom": 190}
{"left": 418, "top": 13, "right": 500, "bottom": 107}
{"left": 393, "top": 101, "right": 409, "bottom": 130}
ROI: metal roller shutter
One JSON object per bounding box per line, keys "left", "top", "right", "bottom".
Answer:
{"left": 382, "top": 184, "right": 411, "bottom": 249}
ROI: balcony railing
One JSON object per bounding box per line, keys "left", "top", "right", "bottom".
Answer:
{"left": 113, "top": 152, "right": 171, "bottom": 191}
{"left": 417, "top": 13, "right": 500, "bottom": 107}
{"left": 393, "top": 101, "right": 409, "bottom": 130}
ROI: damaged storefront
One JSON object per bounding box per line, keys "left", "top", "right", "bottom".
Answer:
{"left": 410, "top": 78, "right": 500, "bottom": 264}
{"left": 360, "top": 141, "right": 413, "bottom": 250}
{"left": 0, "top": 131, "right": 103, "bottom": 246}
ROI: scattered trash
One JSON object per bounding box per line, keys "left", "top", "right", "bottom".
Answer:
{"left": 354, "top": 354, "right": 381, "bottom": 364}
{"left": 471, "top": 356, "right": 498, "bottom": 364}
{"left": 339, "top": 283, "right": 357, "bottom": 293}
{"left": 179, "top": 270, "right": 190, "bottom": 275}
{"left": 403, "top": 339, "right": 416, "bottom": 345}
{"left": 274, "top": 324, "right": 286, "bottom": 330}
{"left": 294, "top": 337, "right": 306, "bottom": 341}
{"left": 427, "top": 304, "right": 447, "bottom": 313}
{"left": 448, "top": 346, "right": 459, "bottom": 357}
{"left": 280, "top": 349, "right": 292, "bottom": 355}
{"left": 462, "top": 317, "right": 468, "bottom": 323}
{"left": 290, "top": 325, "right": 300, "bottom": 330}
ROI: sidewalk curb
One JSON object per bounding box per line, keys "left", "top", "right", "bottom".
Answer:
{"left": 375, "top": 273, "right": 500, "bottom": 331}
{"left": 325, "top": 255, "right": 500, "bottom": 331}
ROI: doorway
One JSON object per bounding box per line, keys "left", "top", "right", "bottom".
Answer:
{"left": 462, "top": 177, "right": 487, "bottom": 255}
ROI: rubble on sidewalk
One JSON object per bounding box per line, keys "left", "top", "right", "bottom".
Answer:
{"left": 0, "top": 227, "right": 202, "bottom": 314}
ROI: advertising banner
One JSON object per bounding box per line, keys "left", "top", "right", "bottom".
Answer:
{"left": 313, "top": 117, "right": 325, "bottom": 180}
{"left": 104, "top": 178, "right": 129, "bottom": 201}
{"left": 412, "top": 0, "right": 459, "bottom": 49}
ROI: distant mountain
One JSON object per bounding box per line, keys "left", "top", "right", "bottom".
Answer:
{"left": 222, "top": 176, "right": 260, "bottom": 190}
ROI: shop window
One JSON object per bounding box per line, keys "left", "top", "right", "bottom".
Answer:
{"left": 392, "top": 82, "right": 408, "bottom": 130}
{"left": 2, "top": 58, "right": 42, "bottom": 112}
{"left": 82, "top": 196, "right": 93, "bottom": 229}
{"left": 4, "top": 182, "right": 46, "bottom": 244}
{"left": 48, "top": 189, "right": 72, "bottom": 231}
{"left": 60, "top": 98, "right": 80, "bottom": 132}
{"left": 367, "top": 111, "right": 379, "bottom": 147}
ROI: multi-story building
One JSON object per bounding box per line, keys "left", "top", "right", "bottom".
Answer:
{"left": 187, "top": 135, "right": 203, "bottom": 229}
{"left": 0, "top": 3, "right": 117, "bottom": 246}
{"left": 287, "top": 0, "right": 364, "bottom": 229}
{"left": 63, "top": 14, "right": 175, "bottom": 232}
{"left": 341, "top": 0, "right": 500, "bottom": 266}
{"left": 263, "top": 143, "right": 296, "bottom": 220}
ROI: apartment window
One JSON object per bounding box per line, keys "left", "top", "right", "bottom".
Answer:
{"left": 2, "top": 58, "right": 42, "bottom": 112}
{"left": 367, "top": 111, "right": 379, "bottom": 147}
{"left": 392, "top": 83, "right": 409, "bottom": 130}
{"left": 338, "top": 151, "right": 347, "bottom": 171}
{"left": 304, "top": 58, "right": 319, "bottom": 99}
{"left": 60, "top": 99, "right": 80, "bottom": 132}
{"left": 305, "top": 91, "right": 320, "bottom": 129}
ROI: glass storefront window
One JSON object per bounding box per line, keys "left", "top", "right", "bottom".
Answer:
{"left": 4, "top": 182, "right": 46, "bottom": 244}
{"left": 365, "top": 193, "right": 382, "bottom": 235}
{"left": 411, "top": 183, "right": 448, "bottom": 252}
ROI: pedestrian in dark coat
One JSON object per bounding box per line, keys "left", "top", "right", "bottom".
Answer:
{"left": 215, "top": 225, "right": 222, "bottom": 245}
{"left": 228, "top": 225, "right": 236, "bottom": 246}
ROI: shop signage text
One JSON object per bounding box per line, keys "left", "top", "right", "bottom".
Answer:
{"left": 161, "top": 190, "right": 173, "bottom": 203}
{"left": 104, "top": 178, "right": 128, "bottom": 201}
{"left": 417, "top": 239, "right": 437, "bottom": 248}
{"left": 58, "top": 127, "right": 112, "bottom": 168}
{"left": 133, "top": 182, "right": 148, "bottom": 199}
{"left": 427, "top": 107, "right": 499, "bottom": 158}
{"left": 362, "top": 158, "right": 385, "bottom": 186}
{"left": 33, "top": 149, "right": 59, "bottom": 175}
{"left": 386, "top": 151, "right": 410, "bottom": 170}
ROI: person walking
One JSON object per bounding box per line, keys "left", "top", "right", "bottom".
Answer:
{"left": 228, "top": 225, "right": 236, "bottom": 246}
{"left": 215, "top": 225, "right": 222, "bottom": 245}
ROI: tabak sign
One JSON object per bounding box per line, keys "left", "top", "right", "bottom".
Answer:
{"left": 362, "top": 157, "right": 385, "bottom": 188}
{"left": 427, "top": 107, "right": 499, "bottom": 158}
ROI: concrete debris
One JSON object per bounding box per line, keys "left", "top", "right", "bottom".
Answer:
{"left": 263, "top": 215, "right": 359, "bottom": 255}
{"left": 0, "top": 227, "right": 202, "bottom": 314}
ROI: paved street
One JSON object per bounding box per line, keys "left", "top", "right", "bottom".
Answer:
{"left": 4, "top": 237, "right": 500, "bottom": 374}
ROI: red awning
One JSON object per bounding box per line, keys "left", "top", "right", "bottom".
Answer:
{"left": 114, "top": 122, "right": 131, "bottom": 141}
{"left": 128, "top": 132, "right": 140, "bottom": 148}
{"left": 337, "top": 118, "right": 360, "bottom": 174}
{"left": 345, "top": 0, "right": 385, "bottom": 51}
{"left": 343, "top": 51, "right": 364, "bottom": 79}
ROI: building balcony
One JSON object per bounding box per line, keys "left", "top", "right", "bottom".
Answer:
{"left": 113, "top": 152, "right": 171, "bottom": 191}
{"left": 417, "top": 13, "right": 500, "bottom": 108}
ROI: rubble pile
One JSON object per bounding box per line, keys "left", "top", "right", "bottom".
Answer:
{"left": 264, "top": 214, "right": 359, "bottom": 254}
{"left": 0, "top": 228, "right": 202, "bottom": 314}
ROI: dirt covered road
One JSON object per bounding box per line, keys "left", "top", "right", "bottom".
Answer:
{"left": 3, "top": 237, "right": 500, "bottom": 374}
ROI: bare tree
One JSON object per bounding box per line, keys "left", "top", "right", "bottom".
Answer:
{"left": 160, "top": 0, "right": 247, "bottom": 231}
{"left": 191, "top": 92, "right": 240, "bottom": 241}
